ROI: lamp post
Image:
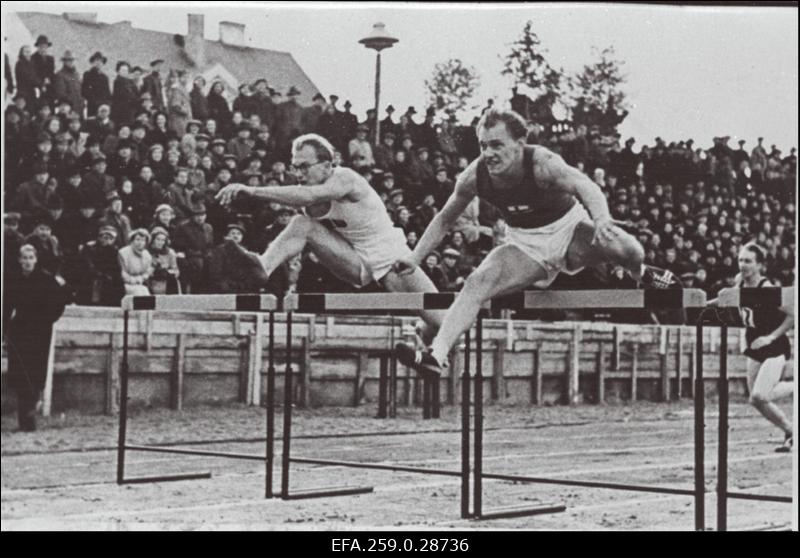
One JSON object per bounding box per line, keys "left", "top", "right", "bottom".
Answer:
{"left": 359, "top": 22, "right": 398, "bottom": 146}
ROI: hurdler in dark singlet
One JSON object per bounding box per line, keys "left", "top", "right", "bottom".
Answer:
{"left": 740, "top": 277, "right": 792, "bottom": 363}
{"left": 475, "top": 145, "right": 576, "bottom": 229}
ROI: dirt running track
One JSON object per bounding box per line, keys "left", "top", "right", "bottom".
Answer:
{"left": 1, "top": 401, "right": 795, "bottom": 531}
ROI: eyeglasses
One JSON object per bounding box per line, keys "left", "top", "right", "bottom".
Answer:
{"left": 290, "top": 161, "right": 327, "bottom": 174}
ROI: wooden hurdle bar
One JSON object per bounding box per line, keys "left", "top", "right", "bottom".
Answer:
{"left": 117, "top": 295, "right": 282, "bottom": 495}
{"left": 712, "top": 287, "right": 795, "bottom": 532}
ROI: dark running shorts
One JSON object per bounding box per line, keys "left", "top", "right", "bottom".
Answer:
{"left": 743, "top": 331, "right": 792, "bottom": 363}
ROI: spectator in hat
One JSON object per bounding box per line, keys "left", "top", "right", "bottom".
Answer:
{"left": 430, "top": 165, "right": 454, "bottom": 207}
{"left": 150, "top": 203, "right": 176, "bottom": 237}
{"left": 250, "top": 78, "right": 274, "bottom": 129}
{"left": 24, "top": 215, "right": 63, "bottom": 276}
{"left": 232, "top": 82, "right": 258, "bottom": 119}
{"left": 382, "top": 104, "right": 399, "bottom": 134}
{"left": 107, "top": 138, "right": 140, "bottom": 183}
{"left": 189, "top": 75, "right": 209, "bottom": 121}
{"left": 4, "top": 213, "right": 26, "bottom": 277}
{"left": 275, "top": 85, "right": 304, "bottom": 157}
{"left": 99, "top": 191, "right": 132, "bottom": 248}
{"left": 3, "top": 244, "right": 68, "bottom": 431}
{"left": 81, "top": 52, "right": 111, "bottom": 117}
{"left": 348, "top": 124, "right": 375, "bottom": 170}
{"left": 227, "top": 123, "right": 253, "bottom": 161}
{"left": 82, "top": 154, "right": 116, "bottom": 207}
{"left": 57, "top": 185, "right": 100, "bottom": 266}
{"left": 439, "top": 247, "right": 465, "bottom": 291}
{"left": 52, "top": 50, "right": 84, "bottom": 116}
{"left": 11, "top": 162, "right": 50, "bottom": 226}
{"left": 301, "top": 92, "right": 326, "bottom": 135}
{"left": 172, "top": 204, "right": 214, "bottom": 293}
{"left": 339, "top": 99, "right": 358, "bottom": 144}
{"left": 111, "top": 61, "right": 139, "bottom": 127}
{"left": 116, "top": 175, "right": 149, "bottom": 228}
{"left": 142, "top": 59, "right": 165, "bottom": 111}
{"left": 19, "top": 132, "right": 53, "bottom": 180}
{"left": 208, "top": 222, "right": 268, "bottom": 293}
{"left": 167, "top": 70, "right": 193, "bottom": 136}
{"left": 118, "top": 228, "right": 153, "bottom": 295}
{"left": 14, "top": 45, "right": 41, "bottom": 112}
{"left": 50, "top": 133, "right": 77, "bottom": 182}
{"left": 206, "top": 81, "right": 232, "bottom": 135}
{"left": 31, "top": 35, "right": 55, "bottom": 102}
{"left": 374, "top": 131, "right": 397, "bottom": 171}
{"left": 147, "top": 226, "right": 180, "bottom": 294}
{"left": 77, "top": 225, "right": 124, "bottom": 306}
{"left": 247, "top": 206, "right": 294, "bottom": 254}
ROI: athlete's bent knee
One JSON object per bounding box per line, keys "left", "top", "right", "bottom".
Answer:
{"left": 749, "top": 391, "right": 769, "bottom": 407}
{"left": 464, "top": 268, "right": 501, "bottom": 301}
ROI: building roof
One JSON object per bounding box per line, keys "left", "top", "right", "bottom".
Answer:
{"left": 14, "top": 12, "right": 320, "bottom": 104}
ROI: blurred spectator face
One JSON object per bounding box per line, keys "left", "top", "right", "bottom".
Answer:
{"left": 226, "top": 228, "right": 243, "bottom": 244}
{"left": 156, "top": 208, "right": 174, "bottom": 225}
{"left": 422, "top": 193, "right": 435, "bottom": 207}
{"left": 651, "top": 234, "right": 661, "bottom": 248}
{"left": 151, "top": 233, "right": 167, "bottom": 251}
{"left": 607, "top": 175, "right": 617, "bottom": 189}
{"left": 403, "top": 138, "right": 414, "bottom": 152}
{"left": 37, "top": 137, "right": 53, "bottom": 154}
{"left": 246, "top": 175, "right": 260, "bottom": 187}
{"left": 665, "top": 249, "right": 677, "bottom": 264}
{"left": 175, "top": 170, "right": 189, "bottom": 186}
{"left": 110, "top": 199, "right": 123, "bottom": 214}
{"left": 695, "top": 269, "right": 707, "bottom": 283}
{"left": 397, "top": 208, "right": 410, "bottom": 223}
{"left": 131, "top": 233, "right": 147, "bottom": 253}
{"left": 34, "top": 169, "right": 50, "bottom": 185}
{"left": 34, "top": 223, "right": 52, "bottom": 240}
{"left": 201, "top": 155, "right": 213, "bottom": 170}
{"left": 217, "top": 168, "right": 232, "bottom": 185}
{"left": 68, "top": 173, "right": 82, "bottom": 188}
{"left": 46, "top": 118, "right": 61, "bottom": 135}
{"left": 206, "top": 120, "right": 217, "bottom": 135}
{"left": 121, "top": 179, "right": 133, "bottom": 195}
{"left": 425, "top": 254, "right": 438, "bottom": 268}
{"left": 249, "top": 114, "right": 261, "bottom": 129}
{"left": 276, "top": 212, "right": 292, "bottom": 226}
{"left": 418, "top": 150, "right": 429, "bottom": 162}
{"left": 237, "top": 128, "right": 250, "bottom": 141}
{"left": 451, "top": 231, "right": 465, "bottom": 248}
{"left": 155, "top": 113, "right": 167, "bottom": 129}
{"left": 663, "top": 223, "right": 673, "bottom": 235}
{"left": 576, "top": 161, "right": 585, "bottom": 173}
{"left": 46, "top": 176, "right": 58, "bottom": 195}
{"left": 193, "top": 212, "right": 207, "bottom": 225}
{"left": 19, "top": 246, "right": 37, "bottom": 273}
{"left": 232, "top": 112, "right": 244, "bottom": 126}
{"left": 391, "top": 192, "right": 404, "bottom": 206}
{"left": 697, "top": 223, "right": 708, "bottom": 237}
{"left": 99, "top": 229, "right": 116, "bottom": 246}
{"left": 382, "top": 176, "right": 395, "bottom": 190}
{"left": 333, "top": 151, "right": 343, "bottom": 166}
{"left": 592, "top": 168, "right": 605, "bottom": 185}
{"left": 272, "top": 161, "right": 286, "bottom": 175}
{"left": 383, "top": 135, "right": 395, "bottom": 147}
{"left": 443, "top": 254, "right": 458, "bottom": 268}
{"left": 98, "top": 105, "right": 111, "bottom": 119}
{"left": 167, "top": 150, "right": 180, "bottom": 165}
{"left": 356, "top": 129, "right": 367, "bottom": 141}
{"left": 395, "top": 151, "right": 406, "bottom": 164}
{"left": 212, "top": 82, "right": 225, "bottom": 95}
{"left": 406, "top": 231, "right": 418, "bottom": 247}
{"left": 80, "top": 206, "right": 96, "bottom": 219}
{"left": 435, "top": 169, "right": 448, "bottom": 183}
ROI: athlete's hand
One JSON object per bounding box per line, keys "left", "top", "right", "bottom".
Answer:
{"left": 215, "top": 183, "right": 251, "bottom": 207}
{"left": 592, "top": 217, "right": 624, "bottom": 246}
{"left": 392, "top": 256, "right": 418, "bottom": 276}
{"left": 750, "top": 335, "right": 775, "bottom": 350}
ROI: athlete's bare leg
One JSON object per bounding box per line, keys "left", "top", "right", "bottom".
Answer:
{"left": 381, "top": 268, "right": 444, "bottom": 343}
{"left": 426, "top": 244, "right": 549, "bottom": 365}
{"left": 565, "top": 220, "right": 645, "bottom": 278}
{"left": 259, "top": 215, "right": 366, "bottom": 285}
{"left": 747, "top": 356, "right": 793, "bottom": 435}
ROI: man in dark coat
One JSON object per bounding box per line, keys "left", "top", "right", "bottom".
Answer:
{"left": 3, "top": 244, "right": 68, "bottom": 431}
{"left": 207, "top": 223, "right": 267, "bottom": 293}
{"left": 275, "top": 86, "right": 304, "bottom": 157}
{"left": 301, "top": 93, "right": 325, "bottom": 135}
{"left": 77, "top": 225, "right": 124, "bottom": 306}
{"left": 112, "top": 61, "right": 140, "bottom": 127}
{"left": 52, "top": 50, "right": 85, "bottom": 117}
{"left": 172, "top": 205, "right": 214, "bottom": 293}
{"left": 232, "top": 82, "right": 258, "bottom": 119}
{"left": 253, "top": 78, "right": 276, "bottom": 132}
{"left": 380, "top": 104, "right": 397, "bottom": 140}
{"left": 31, "top": 35, "right": 55, "bottom": 105}
{"left": 141, "top": 59, "right": 165, "bottom": 111}
{"left": 82, "top": 52, "right": 111, "bottom": 117}
{"left": 190, "top": 75, "right": 209, "bottom": 121}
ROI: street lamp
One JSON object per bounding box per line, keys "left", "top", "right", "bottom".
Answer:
{"left": 359, "top": 22, "right": 398, "bottom": 146}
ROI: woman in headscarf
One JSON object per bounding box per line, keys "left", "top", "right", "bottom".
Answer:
{"left": 118, "top": 228, "right": 153, "bottom": 295}
{"left": 206, "top": 81, "right": 232, "bottom": 136}
{"left": 147, "top": 226, "right": 180, "bottom": 294}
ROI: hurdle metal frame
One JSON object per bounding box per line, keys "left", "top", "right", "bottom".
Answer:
{"left": 711, "top": 287, "right": 795, "bottom": 532}
{"left": 280, "top": 289, "right": 712, "bottom": 523}
{"left": 116, "top": 295, "right": 279, "bottom": 494}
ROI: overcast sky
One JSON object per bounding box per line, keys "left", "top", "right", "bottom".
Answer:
{"left": 9, "top": 1, "right": 799, "bottom": 150}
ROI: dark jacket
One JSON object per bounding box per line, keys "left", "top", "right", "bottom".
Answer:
{"left": 82, "top": 67, "right": 111, "bottom": 116}
{"left": 142, "top": 72, "right": 164, "bottom": 110}
{"left": 15, "top": 55, "right": 41, "bottom": 108}
{"left": 112, "top": 75, "right": 140, "bottom": 127}
{"left": 206, "top": 89, "right": 232, "bottom": 132}
{"left": 208, "top": 240, "right": 268, "bottom": 293}
{"left": 190, "top": 85, "right": 209, "bottom": 121}
{"left": 52, "top": 66, "right": 85, "bottom": 115}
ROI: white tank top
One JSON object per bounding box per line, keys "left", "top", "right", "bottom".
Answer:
{"left": 306, "top": 167, "right": 399, "bottom": 248}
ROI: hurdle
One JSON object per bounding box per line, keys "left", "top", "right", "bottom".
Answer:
{"left": 117, "top": 295, "right": 279, "bottom": 495}
{"left": 712, "top": 287, "right": 795, "bottom": 532}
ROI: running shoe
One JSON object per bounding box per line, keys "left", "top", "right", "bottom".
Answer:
{"left": 639, "top": 264, "right": 682, "bottom": 289}
{"left": 395, "top": 342, "right": 445, "bottom": 380}
{"left": 775, "top": 433, "right": 793, "bottom": 453}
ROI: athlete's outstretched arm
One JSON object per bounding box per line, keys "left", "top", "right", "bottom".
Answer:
{"left": 400, "top": 164, "right": 478, "bottom": 271}
{"left": 215, "top": 178, "right": 355, "bottom": 208}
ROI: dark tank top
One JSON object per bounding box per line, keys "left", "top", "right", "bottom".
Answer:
{"left": 739, "top": 277, "right": 786, "bottom": 337}
{"left": 475, "top": 145, "right": 576, "bottom": 229}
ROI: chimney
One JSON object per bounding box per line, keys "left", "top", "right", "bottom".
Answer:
{"left": 63, "top": 13, "right": 97, "bottom": 24}
{"left": 219, "top": 21, "right": 245, "bottom": 47}
{"left": 186, "top": 14, "right": 206, "bottom": 68}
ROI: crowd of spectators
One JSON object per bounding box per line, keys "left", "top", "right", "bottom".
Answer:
{"left": 4, "top": 35, "right": 797, "bottom": 313}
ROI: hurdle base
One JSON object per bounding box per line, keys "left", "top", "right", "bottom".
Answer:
{"left": 119, "top": 472, "right": 212, "bottom": 485}
{"left": 473, "top": 503, "right": 567, "bottom": 521}
{"left": 282, "top": 485, "right": 374, "bottom": 500}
